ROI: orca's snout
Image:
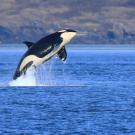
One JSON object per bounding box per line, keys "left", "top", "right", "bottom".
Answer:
{"left": 60, "top": 29, "right": 77, "bottom": 44}
{"left": 66, "top": 29, "right": 77, "bottom": 33}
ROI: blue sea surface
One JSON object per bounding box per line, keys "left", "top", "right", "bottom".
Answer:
{"left": 0, "top": 45, "right": 135, "bottom": 134}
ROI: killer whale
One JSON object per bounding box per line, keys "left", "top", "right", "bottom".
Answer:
{"left": 13, "top": 29, "right": 77, "bottom": 80}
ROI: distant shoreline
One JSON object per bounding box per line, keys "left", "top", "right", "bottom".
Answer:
{"left": 1, "top": 44, "right": 135, "bottom": 51}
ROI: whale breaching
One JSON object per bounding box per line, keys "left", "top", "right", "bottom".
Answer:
{"left": 13, "top": 29, "right": 77, "bottom": 80}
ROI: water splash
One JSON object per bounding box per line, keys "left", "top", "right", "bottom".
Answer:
{"left": 9, "top": 57, "right": 61, "bottom": 86}
{"left": 35, "top": 59, "right": 56, "bottom": 86}
{"left": 9, "top": 68, "right": 36, "bottom": 86}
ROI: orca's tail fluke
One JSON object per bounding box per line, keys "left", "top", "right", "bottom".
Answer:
{"left": 13, "top": 61, "right": 33, "bottom": 80}
{"left": 13, "top": 70, "right": 21, "bottom": 80}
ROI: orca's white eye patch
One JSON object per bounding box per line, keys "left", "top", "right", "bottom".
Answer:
{"left": 58, "top": 30, "right": 66, "bottom": 33}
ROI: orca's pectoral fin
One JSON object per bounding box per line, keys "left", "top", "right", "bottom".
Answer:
{"left": 13, "top": 61, "right": 33, "bottom": 80}
{"left": 57, "top": 47, "right": 67, "bottom": 61}
{"left": 23, "top": 41, "right": 35, "bottom": 48}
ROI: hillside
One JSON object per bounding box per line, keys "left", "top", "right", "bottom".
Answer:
{"left": 0, "top": 0, "right": 135, "bottom": 44}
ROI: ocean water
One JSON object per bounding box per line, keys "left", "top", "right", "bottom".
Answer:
{"left": 0, "top": 46, "right": 135, "bottom": 134}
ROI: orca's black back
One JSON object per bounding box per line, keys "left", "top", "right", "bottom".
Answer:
{"left": 25, "top": 32, "right": 63, "bottom": 58}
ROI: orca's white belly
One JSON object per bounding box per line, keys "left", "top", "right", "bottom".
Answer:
{"left": 19, "top": 47, "right": 62, "bottom": 71}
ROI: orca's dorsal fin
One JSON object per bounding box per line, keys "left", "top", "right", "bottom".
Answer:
{"left": 23, "top": 41, "right": 34, "bottom": 48}
{"left": 57, "top": 47, "right": 67, "bottom": 61}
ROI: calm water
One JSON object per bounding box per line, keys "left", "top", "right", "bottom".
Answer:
{"left": 0, "top": 46, "right": 135, "bottom": 134}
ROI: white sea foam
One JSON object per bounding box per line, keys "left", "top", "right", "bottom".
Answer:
{"left": 9, "top": 58, "right": 58, "bottom": 86}
{"left": 9, "top": 68, "right": 36, "bottom": 86}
